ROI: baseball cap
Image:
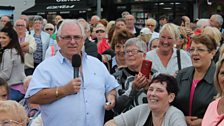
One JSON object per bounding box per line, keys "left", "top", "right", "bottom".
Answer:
{"left": 140, "top": 27, "right": 152, "bottom": 35}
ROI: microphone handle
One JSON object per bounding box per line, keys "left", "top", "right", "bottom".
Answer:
{"left": 74, "top": 67, "right": 79, "bottom": 78}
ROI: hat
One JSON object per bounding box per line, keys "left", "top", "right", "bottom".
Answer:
{"left": 44, "top": 23, "right": 54, "bottom": 30}
{"left": 140, "top": 27, "right": 152, "bottom": 35}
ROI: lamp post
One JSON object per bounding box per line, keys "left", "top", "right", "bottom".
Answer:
{"left": 97, "top": 0, "right": 101, "bottom": 17}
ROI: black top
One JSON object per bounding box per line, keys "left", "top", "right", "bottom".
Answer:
{"left": 84, "top": 38, "right": 98, "bottom": 58}
{"left": 174, "top": 62, "right": 217, "bottom": 118}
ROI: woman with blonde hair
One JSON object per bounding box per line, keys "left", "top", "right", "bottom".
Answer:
{"left": 202, "top": 26, "right": 222, "bottom": 62}
{"left": 146, "top": 23, "right": 192, "bottom": 75}
{"left": 0, "top": 100, "right": 27, "bottom": 126}
{"left": 202, "top": 56, "right": 224, "bottom": 125}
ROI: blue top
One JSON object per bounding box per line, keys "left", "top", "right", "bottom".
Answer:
{"left": 25, "top": 51, "right": 119, "bottom": 126}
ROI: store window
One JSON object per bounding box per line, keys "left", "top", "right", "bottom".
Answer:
{"left": 131, "top": 2, "right": 190, "bottom": 28}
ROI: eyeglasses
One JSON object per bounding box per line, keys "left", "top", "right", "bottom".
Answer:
{"left": 59, "top": 35, "right": 83, "bottom": 42}
{"left": 16, "top": 24, "right": 25, "bottom": 27}
{"left": 45, "top": 28, "right": 54, "bottom": 31}
{"left": 146, "top": 24, "right": 155, "bottom": 27}
{"left": 0, "top": 120, "right": 22, "bottom": 126}
{"left": 189, "top": 48, "right": 210, "bottom": 53}
{"left": 125, "top": 49, "right": 143, "bottom": 55}
{"left": 96, "top": 30, "right": 105, "bottom": 33}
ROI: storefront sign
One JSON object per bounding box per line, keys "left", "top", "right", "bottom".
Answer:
{"left": 46, "top": 4, "right": 75, "bottom": 10}
{"left": 36, "top": 0, "right": 84, "bottom": 4}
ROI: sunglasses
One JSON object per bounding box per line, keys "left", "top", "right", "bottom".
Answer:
{"left": 146, "top": 24, "right": 155, "bottom": 27}
{"left": 96, "top": 30, "right": 105, "bottom": 33}
{"left": 45, "top": 28, "right": 54, "bottom": 31}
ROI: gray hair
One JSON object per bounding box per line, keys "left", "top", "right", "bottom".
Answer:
{"left": 14, "top": 19, "right": 27, "bottom": 27}
{"left": 33, "top": 15, "right": 43, "bottom": 22}
{"left": 125, "top": 37, "right": 147, "bottom": 53}
{"left": 57, "top": 19, "right": 86, "bottom": 38}
{"left": 196, "top": 18, "right": 210, "bottom": 28}
{"left": 212, "top": 14, "right": 223, "bottom": 26}
{"left": 77, "top": 18, "right": 90, "bottom": 32}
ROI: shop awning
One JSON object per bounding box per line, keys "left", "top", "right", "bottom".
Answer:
{"left": 22, "top": 2, "right": 90, "bottom": 15}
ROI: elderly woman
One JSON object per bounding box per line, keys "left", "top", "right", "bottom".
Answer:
{"left": 174, "top": 34, "right": 218, "bottom": 126}
{"left": 0, "top": 100, "right": 27, "bottom": 126}
{"left": 146, "top": 23, "right": 192, "bottom": 75}
{"left": 202, "top": 57, "right": 224, "bottom": 126}
{"left": 105, "top": 74, "right": 187, "bottom": 126}
{"left": 113, "top": 37, "right": 149, "bottom": 114}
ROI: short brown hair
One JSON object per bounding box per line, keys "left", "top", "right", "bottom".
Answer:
{"left": 191, "top": 34, "right": 217, "bottom": 51}
{"left": 111, "top": 29, "right": 134, "bottom": 50}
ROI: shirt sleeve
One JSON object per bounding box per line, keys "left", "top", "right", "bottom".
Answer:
{"left": 114, "top": 104, "right": 149, "bottom": 126}
{"left": 104, "top": 63, "right": 119, "bottom": 94}
{"left": 25, "top": 64, "right": 52, "bottom": 98}
{"left": 0, "top": 50, "right": 14, "bottom": 80}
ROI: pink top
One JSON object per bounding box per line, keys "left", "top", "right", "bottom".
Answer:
{"left": 202, "top": 98, "right": 224, "bottom": 126}
{"left": 11, "top": 83, "right": 25, "bottom": 94}
{"left": 189, "top": 79, "right": 199, "bottom": 116}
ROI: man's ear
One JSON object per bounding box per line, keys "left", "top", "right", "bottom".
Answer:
{"left": 168, "top": 93, "right": 175, "bottom": 103}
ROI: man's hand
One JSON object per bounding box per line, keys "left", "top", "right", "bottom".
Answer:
{"left": 105, "top": 90, "right": 116, "bottom": 110}
{"left": 62, "top": 78, "right": 81, "bottom": 95}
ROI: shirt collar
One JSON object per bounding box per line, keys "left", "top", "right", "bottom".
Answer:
{"left": 56, "top": 49, "right": 88, "bottom": 64}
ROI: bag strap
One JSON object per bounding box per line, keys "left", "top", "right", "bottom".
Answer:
{"left": 177, "top": 49, "right": 181, "bottom": 71}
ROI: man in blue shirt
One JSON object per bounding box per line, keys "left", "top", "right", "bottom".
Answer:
{"left": 25, "top": 19, "right": 119, "bottom": 126}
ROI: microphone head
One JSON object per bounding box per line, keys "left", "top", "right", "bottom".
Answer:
{"left": 72, "top": 54, "right": 81, "bottom": 68}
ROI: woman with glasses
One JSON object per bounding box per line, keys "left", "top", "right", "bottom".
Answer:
{"left": 146, "top": 23, "right": 192, "bottom": 75}
{"left": 44, "top": 23, "right": 59, "bottom": 58}
{"left": 113, "top": 37, "right": 149, "bottom": 114}
{"left": 14, "top": 19, "right": 36, "bottom": 76}
{"left": 174, "top": 34, "right": 217, "bottom": 126}
{"left": 105, "top": 74, "right": 187, "bottom": 126}
{"left": 95, "top": 23, "right": 110, "bottom": 55}
{"left": 145, "top": 18, "right": 159, "bottom": 42}
{"left": 0, "top": 100, "right": 27, "bottom": 126}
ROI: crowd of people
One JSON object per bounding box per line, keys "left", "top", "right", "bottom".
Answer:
{"left": 0, "top": 11, "right": 224, "bottom": 126}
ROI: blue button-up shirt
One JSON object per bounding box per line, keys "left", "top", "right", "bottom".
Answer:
{"left": 25, "top": 51, "right": 119, "bottom": 126}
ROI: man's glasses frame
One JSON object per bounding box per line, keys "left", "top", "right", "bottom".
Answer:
{"left": 59, "top": 35, "right": 83, "bottom": 42}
